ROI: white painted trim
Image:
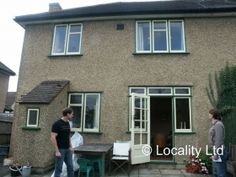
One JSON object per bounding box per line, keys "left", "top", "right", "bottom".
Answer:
{"left": 152, "top": 20, "right": 168, "bottom": 53}
{"left": 136, "top": 21, "right": 152, "bottom": 53}
{"left": 66, "top": 23, "right": 83, "bottom": 55}
{"left": 147, "top": 87, "right": 173, "bottom": 96}
{"left": 129, "top": 87, "right": 147, "bottom": 95}
{"left": 52, "top": 23, "right": 82, "bottom": 56}
{"left": 174, "top": 97, "right": 192, "bottom": 133}
{"left": 26, "top": 108, "right": 39, "bottom": 127}
{"left": 68, "top": 93, "right": 83, "bottom": 132}
{"left": 82, "top": 93, "right": 100, "bottom": 133}
{"left": 51, "top": 24, "right": 67, "bottom": 55}
{"left": 169, "top": 20, "right": 186, "bottom": 53}
{"left": 174, "top": 87, "right": 191, "bottom": 96}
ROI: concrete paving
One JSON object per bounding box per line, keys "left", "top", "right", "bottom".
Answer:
{"left": 1, "top": 164, "right": 212, "bottom": 177}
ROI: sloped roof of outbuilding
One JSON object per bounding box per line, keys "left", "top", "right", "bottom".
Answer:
{"left": 20, "top": 80, "right": 69, "bottom": 104}
{"left": 0, "top": 62, "right": 16, "bottom": 76}
{"left": 15, "top": 0, "right": 236, "bottom": 27}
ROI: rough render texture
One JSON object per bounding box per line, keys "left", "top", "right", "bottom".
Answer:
{"left": 10, "top": 84, "right": 69, "bottom": 171}
{"left": 0, "top": 73, "right": 9, "bottom": 112}
{"left": 12, "top": 16, "right": 236, "bottom": 168}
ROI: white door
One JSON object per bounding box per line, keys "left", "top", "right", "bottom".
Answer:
{"left": 130, "top": 93, "right": 150, "bottom": 164}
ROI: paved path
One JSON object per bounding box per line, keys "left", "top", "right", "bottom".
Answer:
{"left": 1, "top": 165, "right": 212, "bottom": 177}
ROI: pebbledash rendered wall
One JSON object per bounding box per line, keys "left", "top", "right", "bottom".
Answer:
{"left": 11, "top": 16, "right": 236, "bottom": 169}
{"left": 10, "top": 84, "right": 69, "bottom": 172}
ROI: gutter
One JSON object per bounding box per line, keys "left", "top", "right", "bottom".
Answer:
{"left": 15, "top": 11, "right": 236, "bottom": 28}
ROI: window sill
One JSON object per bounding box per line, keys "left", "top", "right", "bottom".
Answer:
{"left": 71, "top": 130, "right": 103, "bottom": 135}
{"left": 133, "top": 52, "right": 190, "bottom": 55}
{"left": 48, "top": 54, "right": 83, "bottom": 58}
{"left": 174, "top": 131, "right": 196, "bottom": 135}
{"left": 22, "top": 127, "right": 41, "bottom": 131}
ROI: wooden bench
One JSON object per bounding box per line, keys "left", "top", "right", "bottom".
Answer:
{"left": 227, "top": 144, "right": 236, "bottom": 177}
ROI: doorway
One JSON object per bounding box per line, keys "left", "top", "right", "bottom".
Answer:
{"left": 150, "top": 97, "right": 173, "bottom": 160}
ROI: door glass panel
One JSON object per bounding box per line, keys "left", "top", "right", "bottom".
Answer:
{"left": 134, "top": 134, "right": 141, "bottom": 145}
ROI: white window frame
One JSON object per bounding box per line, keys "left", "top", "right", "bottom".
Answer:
{"left": 136, "top": 21, "right": 152, "bottom": 53}
{"left": 129, "top": 86, "right": 192, "bottom": 133}
{"left": 83, "top": 93, "right": 100, "bottom": 133}
{"left": 52, "top": 23, "right": 83, "bottom": 55}
{"left": 136, "top": 20, "right": 186, "bottom": 53}
{"left": 147, "top": 87, "right": 173, "bottom": 96}
{"left": 68, "top": 93, "right": 84, "bottom": 132}
{"left": 152, "top": 20, "right": 168, "bottom": 53}
{"left": 68, "top": 93, "right": 101, "bottom": 133}
{"left": 174, "top": 87, "right": 191, "bottom": 96}
{"left": 129, "top": 87, "right": 147, "bottom": 95}
{"left": 174, "top": 97, "right": 192, "bottom": 133}
{"left": 169, "top": 20, "right": 186, "bottom": 53}
{"left": 26, "top": 108, "right": 39, "bottom": 127}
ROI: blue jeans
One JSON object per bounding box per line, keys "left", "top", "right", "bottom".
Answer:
{"left": 212, "top": 148, "right": 228, "bottom": 177}
{"left": 54, "top": 149, "right": 74, "bottom": 177}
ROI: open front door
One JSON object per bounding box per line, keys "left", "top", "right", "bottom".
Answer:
{"left": 130, "top": 93, "right": 150, "bottom": 164}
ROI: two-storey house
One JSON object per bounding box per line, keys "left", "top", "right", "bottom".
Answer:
{"left": 10, "top": 0, "right": 236, "bottom": 172}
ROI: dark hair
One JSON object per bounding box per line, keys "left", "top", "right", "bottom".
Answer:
{"left": 209, "top": 109, "right": 222, "bottom": 121}
{"left": 62, "top": 107, "right": 73, "bottom": 116}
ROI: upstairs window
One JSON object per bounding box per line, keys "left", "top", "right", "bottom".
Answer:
{"left": 52, "top": 24, "right": 82, "bottom": 55}
{"left": 136, "top": 20, "right": 185, "bottom": 53}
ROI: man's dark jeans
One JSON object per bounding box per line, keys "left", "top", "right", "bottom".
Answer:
{"left": 54, "top": 149, "right": 74, "bottom": 177}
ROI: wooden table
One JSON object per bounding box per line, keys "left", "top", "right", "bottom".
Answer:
{"left": 73, "top": 143, "right": 113, "bottom": 177}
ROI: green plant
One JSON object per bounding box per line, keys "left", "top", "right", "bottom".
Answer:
{"left": 206, "top": 63, "right": 236, "bottom": 145}
{"left": 198, "top": 149, "right": 213, "bottom": 174}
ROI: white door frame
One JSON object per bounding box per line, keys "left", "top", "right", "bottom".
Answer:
{"left": 130, "top": 93, "right": 151, "bottom": 164}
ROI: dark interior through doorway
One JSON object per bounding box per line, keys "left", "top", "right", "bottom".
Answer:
{"left": 150, "top": 97, "right": 173, "bottom": 160}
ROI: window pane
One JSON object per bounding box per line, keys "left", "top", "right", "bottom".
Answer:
{"left": 175, "top": 88, "right": 190, "bottom": 95}
{"left": 149, "top": 88, "right": 171, "bottom": 95}
{"left": 85, "top": 95, "right": 99, "bottom": 129}
{"left": 176, "top": 99, "right": 190, "bottom": 129}
{"left": 52, "top": 26, "right": 66, "bottom": 53}
{"left": 154, "top": 22, "right": 166, "bottom": 30}
{"left": 170, "top": 22, "right": 184, "bottom": 51}
{"left": 130, "top": 88, "right": 145, "bottom": 94}
{"left": 70, "top": 25, "right": 81, "bottom": 32}
{"left": 68, "top": 34, "right": 80, "bottom": 53}
{"left": 28, "top": 110, "right": 37, "bottom": 125}
{"left": 134, "top": 108, "right": 140, "bottom": 128}
{"left": 70, "top": 95, "right": 82, "bottom": 104}
{"left": 154, "top": 31, "right": 167, "bottom": 51}
{"left": 71, "top": 106, "right": 82, "bottom": 128}
{"left": 137, "top": 22, "right": 150, "bottom": 51}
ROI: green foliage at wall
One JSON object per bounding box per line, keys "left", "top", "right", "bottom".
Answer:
{"left": 206, "top": 63, "right": 236, "bottom": 145}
